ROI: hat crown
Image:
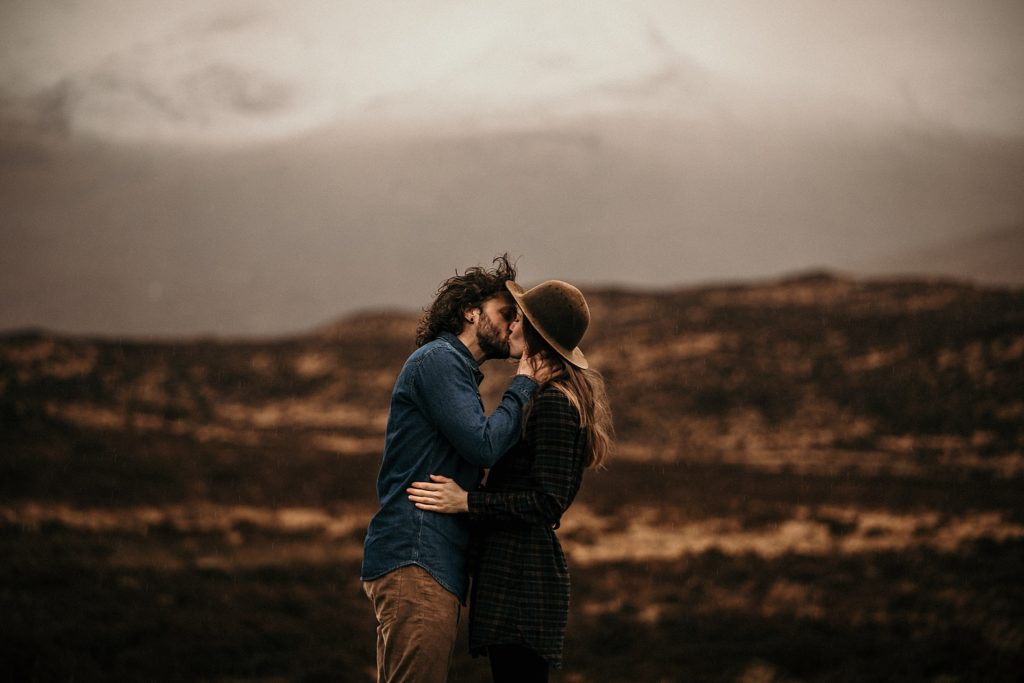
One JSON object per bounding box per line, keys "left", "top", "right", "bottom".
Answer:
{"left": 520, "top": 280, "right": 590, "bottom": 350}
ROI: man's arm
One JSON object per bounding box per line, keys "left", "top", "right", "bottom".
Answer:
{"left": 412, "top": 347, "right": 536, "bottom": 468}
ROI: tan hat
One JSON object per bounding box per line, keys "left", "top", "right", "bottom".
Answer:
{"left": 506, "top": 280, "right": 590, "bottom": 369}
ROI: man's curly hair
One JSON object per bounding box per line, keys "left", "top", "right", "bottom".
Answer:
{"left": 415, "top": 254, "right": 518, "bottom": 347}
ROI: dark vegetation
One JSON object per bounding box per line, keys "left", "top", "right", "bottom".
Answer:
{"left": 2, "top": 274, "right": 1022, "bottom": 681}
{"left": 586, "top": 275, "right": 1023, "bottom": 448}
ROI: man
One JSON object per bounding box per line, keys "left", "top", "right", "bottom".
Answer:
{"left": 361, "top": 254, "right": 547, "bottom": 683}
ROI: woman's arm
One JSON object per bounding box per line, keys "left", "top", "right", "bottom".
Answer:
{"left": 467, "top": 392, "right": 582, "bottom": 526}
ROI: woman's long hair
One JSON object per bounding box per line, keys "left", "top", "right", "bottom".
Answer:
{"left": 522, "top": 319, "right": 613, "bottom": 469}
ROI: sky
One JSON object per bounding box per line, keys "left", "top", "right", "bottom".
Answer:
{"left": 3, "top": 0, "right": 1023, "bottom": 141}
{"left": 1, "top": 0, "right": 1023, "bottom": 336}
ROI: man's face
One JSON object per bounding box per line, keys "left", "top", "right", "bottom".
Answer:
{"left": 475, "top": 295, "right": 518, "bottom": 360}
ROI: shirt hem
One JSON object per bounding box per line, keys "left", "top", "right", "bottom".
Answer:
{"left": 361, "top": 561, "right": 466, "bottom": 602}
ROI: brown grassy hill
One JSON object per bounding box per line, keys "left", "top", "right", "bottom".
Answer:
{"left": 3, "top": 272, "right": 1021, "bottom": 470}
{"left": 2, "top": 273, "right": 1023, "bottom": 682}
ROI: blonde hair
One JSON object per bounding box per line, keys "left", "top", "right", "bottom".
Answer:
{"left": 522, "top": 320, "right": 613, "bottom": 469}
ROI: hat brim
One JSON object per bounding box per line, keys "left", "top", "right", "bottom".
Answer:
{"left": 506, "top": 281, "right": 589, "bottom": 369}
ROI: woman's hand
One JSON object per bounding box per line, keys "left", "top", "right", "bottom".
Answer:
{"left": 407, "top": 475, "right": 469, "bottom": 514}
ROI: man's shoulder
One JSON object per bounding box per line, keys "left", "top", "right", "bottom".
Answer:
{"left": 404, "top": 336, "right": 472, "bottom": 374}
{"left": 408, "top": 336, "right": 458, "bottom": 362}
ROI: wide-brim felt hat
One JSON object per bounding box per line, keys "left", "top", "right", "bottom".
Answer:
{"left": 506, "top": 279, "right": 590, "bottom": 369}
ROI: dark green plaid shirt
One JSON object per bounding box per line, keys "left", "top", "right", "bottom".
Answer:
{"left": 466, "top": 387, "right": 586, "bottom": 669}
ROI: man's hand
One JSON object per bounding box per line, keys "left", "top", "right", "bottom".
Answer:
{"left": 517, "top": 350, "right": 557, "bottom": 384}
{"left": 407, "top": 475, "right": 469, "bottom": 513}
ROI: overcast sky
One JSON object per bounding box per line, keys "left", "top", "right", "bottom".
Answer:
{"left": 3, "top": 0, "right": 1022, "bottom": 142}
{"left": 1, "top": 1, "right": 1022, "bottom": 336}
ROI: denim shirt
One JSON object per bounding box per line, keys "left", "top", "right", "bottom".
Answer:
{"left": 361, "top": 332, "right": 538, "bottom": 600}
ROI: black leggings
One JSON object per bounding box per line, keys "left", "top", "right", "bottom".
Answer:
{"left": 488, "top": 644, "right": 550, "bottom": 683}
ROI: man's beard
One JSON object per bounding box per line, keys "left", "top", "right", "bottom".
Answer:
{"left": 476, "top": 315, "right": 510, "bottom": 359}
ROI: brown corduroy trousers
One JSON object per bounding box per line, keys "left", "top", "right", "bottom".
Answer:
{"left": 363, "top": 565, "right": 461, "bottom": 683}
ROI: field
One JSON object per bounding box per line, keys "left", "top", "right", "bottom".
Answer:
{"left": 2, "top": 274, "right": 1023, "bottom": 681}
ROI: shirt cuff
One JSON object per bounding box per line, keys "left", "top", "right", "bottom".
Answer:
{"left": 467, "top": 491, "right": 486, "bottom": 520}
{"left": 508, "top": 374, "right": 538, "bottom": 402}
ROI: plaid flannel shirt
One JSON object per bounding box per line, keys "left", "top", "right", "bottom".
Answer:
{"left": 466, "top": 387, "right": 586, "bottom": 669}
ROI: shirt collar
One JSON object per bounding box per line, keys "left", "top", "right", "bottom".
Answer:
{"left": 438, "top": 331, "right": 484, "bottom": 385}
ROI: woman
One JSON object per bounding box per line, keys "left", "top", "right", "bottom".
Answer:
{"left": 407, "top": 279, "right": 613, "bottom": 682}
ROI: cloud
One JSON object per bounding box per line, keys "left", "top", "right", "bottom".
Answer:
{"left": 29, "top": 5, "right": 334, "bottom": 145}
{"left": 66, "top": 57, "right": 299, "bottom": 143}
{"left": 3, "top": 1, "right": 1021, "bottom": 144}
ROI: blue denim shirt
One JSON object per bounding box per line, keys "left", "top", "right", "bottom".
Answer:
{"left": 361, "top": 332, "right": 537, "bottom": 600}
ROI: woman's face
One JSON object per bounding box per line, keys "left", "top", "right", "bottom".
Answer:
{"left": 507, "top": 312, "right": 527, "bottom": 359}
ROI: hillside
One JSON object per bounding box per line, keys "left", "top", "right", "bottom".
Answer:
{"left": 2, "top": 273, "right": 1023, "bottom": 682}
{"left": 3, "top": 273, "right": 1022, "bottom": 473}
